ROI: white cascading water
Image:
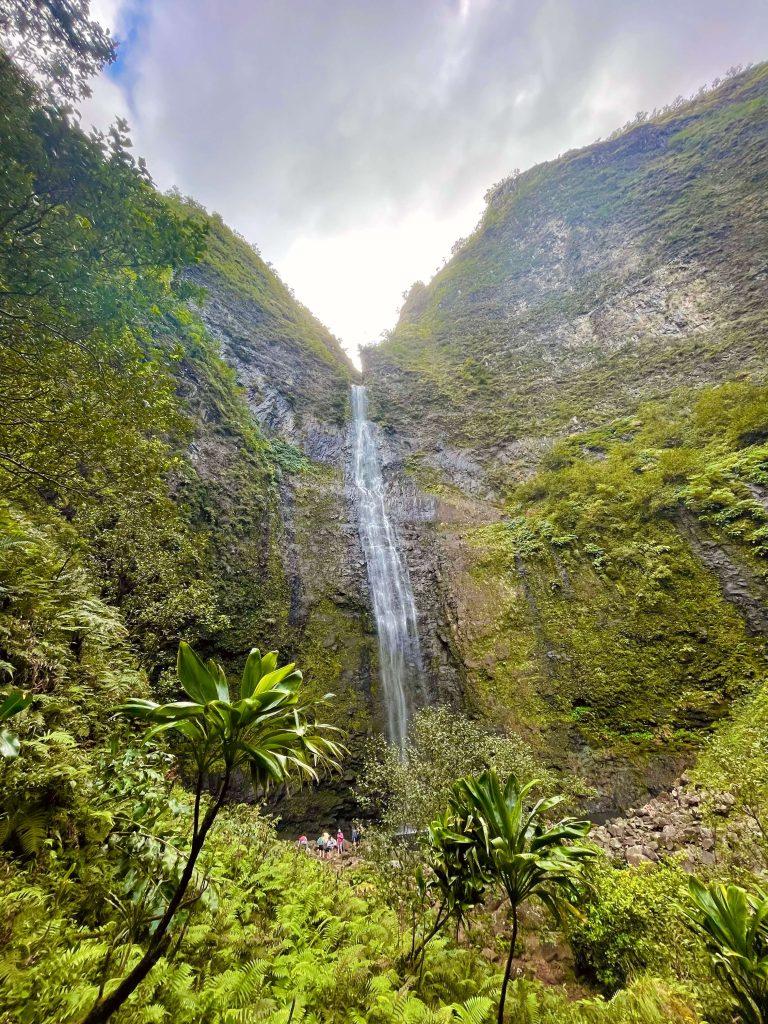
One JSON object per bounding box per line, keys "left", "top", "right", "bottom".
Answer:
{"left": 351, "top": 384, "right": 423, "bottom": 750}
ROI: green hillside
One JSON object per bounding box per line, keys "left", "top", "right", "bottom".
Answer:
{"left": 367, "top": 64, "right": 768, "bottom": 463}
{"left": 365, "top": 64, "right": 768, "bottom": 810}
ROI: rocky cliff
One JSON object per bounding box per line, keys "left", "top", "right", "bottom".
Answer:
{"left": 361, "top": 64, "right": 768, "bottom": 815}
{"left": 167, "top": 212, "right": 383, "bottom": 782}
{"left": 179, "top": 218, "right": 385, "bottom": 745}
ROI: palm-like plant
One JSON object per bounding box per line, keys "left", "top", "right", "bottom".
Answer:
{"left": 439, "top": 769, "right": 594, "bottom": 1024}
{"left": 415, "top": 808, "right": 490, "bottom": 962}
{"left": 684, "top": 876, "right": 768, "bottom": 1024}
{"left": 82, "top": 641, "right": 344, "bottom": 1024}
{"left": 0, "top": 689, "right": 31, "bottom": 758}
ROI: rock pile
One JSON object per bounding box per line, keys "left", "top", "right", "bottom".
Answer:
{"left": 591, "top": 774, "right": 741, "bottom": 869}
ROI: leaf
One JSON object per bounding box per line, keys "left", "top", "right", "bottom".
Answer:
{"left": 205, "top": 658, "right": 230, "bottom": 702}
{"left": 177, "top": 641, "right": 219, "bottom": 704}
{"left": 260, "top": 651, "right": 279, "bottom": 676}
{"left": 0, "top": 690, "right": 31, "bottom": 722}
{"left": 0, "top": 727, "right": 21, "bottom": 758}
{"left": 241, "top": 648, "right": 262, "bottom": 698}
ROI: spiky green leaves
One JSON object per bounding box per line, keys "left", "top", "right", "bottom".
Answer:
{"left": 441, "top": 769, "right": 594, "bottom": 913}
{"left": 684, "top": 877, "right": 768, "bottom": 1024}
{"left": 428, "top": 769, "right": 595, "bottom": 1024}
{"left": 118, "top": 641, "right": 344, "bottom": 791}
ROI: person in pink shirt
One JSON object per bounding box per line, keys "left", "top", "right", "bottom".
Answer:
{"left": 336, "top": 828, "right": 345, "bottom": 855}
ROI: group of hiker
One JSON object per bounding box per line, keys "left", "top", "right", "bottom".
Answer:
{"left": 296, "top": 824, "right": 362, "bottom": 859}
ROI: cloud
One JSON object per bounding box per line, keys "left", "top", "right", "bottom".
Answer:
{"left": 81, "top": 0, "right": 768, "bottom": 360}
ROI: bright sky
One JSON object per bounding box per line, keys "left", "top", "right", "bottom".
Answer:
{"left": 84, "top": 1, "right": 768, "bottom": 364}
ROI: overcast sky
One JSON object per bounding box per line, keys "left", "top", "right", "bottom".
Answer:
{"left": 84, "top": 0, "right": 768, "bottom": 363}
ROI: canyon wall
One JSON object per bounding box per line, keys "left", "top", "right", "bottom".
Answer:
{"left": 361, "top": 64, "right": 768, "bottom": 815}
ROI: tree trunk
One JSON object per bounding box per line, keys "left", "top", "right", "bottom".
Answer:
{"left": 80, "top": 768, "right": 230, "bottom": 1024}
{"left": 498, "top": 904, "right": 518, "bottom": 1024}
{"left": 409, "top": 899, "right": 448, "bottom": 965}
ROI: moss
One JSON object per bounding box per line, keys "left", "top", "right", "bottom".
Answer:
{"left": 287, "top": 465, "right": 378, "bottom": 735}
{"left": 433, "top": 382, "right": 768, "bottom": 767}
{"left": 366, "top": 64, "right": 768, "bottom": 458}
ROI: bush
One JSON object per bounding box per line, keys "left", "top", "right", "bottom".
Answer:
{"left": 569, "top": 859, "right": 697, "bottom": 992}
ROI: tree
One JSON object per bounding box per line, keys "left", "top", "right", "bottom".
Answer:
{"left": 0, "top": 54, "right": 207, "bottom": 508}
{"left": 80, "top": 640, "right": 344, "bottom": 1024}
{"left": 357, "top": 705, "right": 550, "bottom": 837}
{"left": 412, "top": 807, "right": 489, "bottom": 965}
{"left": 0, "top": 0, "right": 115, "bottom": 100}
{"left": 684, "top": 877, "right": 768, "bottom": 1024}
{"left": 434, "top": 769, "right": 594, "bottom": 1024}
{"left": 356, "top": 707, "right": 552, "bottom": 963}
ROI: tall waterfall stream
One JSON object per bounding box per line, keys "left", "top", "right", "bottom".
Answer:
{"left": 351, "top": 384, "right": 423, "bottom": 749}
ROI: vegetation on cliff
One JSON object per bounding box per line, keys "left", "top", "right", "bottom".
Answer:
{"left": 363, "top": 64, "right": 768, "bottom": 811}
{"left": 1, "top": 4, "right": 768, "bottom": 1023}
{"left": 367, "top": 64, "right": 768, "bottom": 452}
{"left": 456, "top": 381, "right": 768, "bottom": 749}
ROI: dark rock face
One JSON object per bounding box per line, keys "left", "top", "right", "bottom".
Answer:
{"left": 188, "top": 263, "right": 351, "bottom": 461}
{"left": 678, "top": 510, "right": 768, "bottom": 637}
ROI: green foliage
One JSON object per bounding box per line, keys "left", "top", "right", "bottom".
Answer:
{"left": 438, "top": 771, "right": 593, "bottom": 915}
{"left": 0, "top": 52, "right": 205, "bottom": 509}
{"left": 694, "top": 679, "right": 768, "bottom": 863}
{"left": 0, "top": 688, "right": 31, "bottom": 757}
{"left": 0, "top": 502, "right": 142, "bottom": 713}
{"left": 684, "top": 877, "right": 768, "bottom": 1024}
{"left": 121, "top": 641, "right": 345, "bottom": 789}
{"left": 0, "top": 502, "right": 146, "bottom": 858}
{"left": 77, "top": 642, "right": 345, "bottom": 1023}
{"left": 500, "top": 976, "right": 699, "bottom": 1023}
{"left": 568, "top": 859, "right": 699, "bottom": 993}
{"left": 357, "top": 705, "right": 552, "bottom": 836}
{"left": 454, "top": 380, "right": 768, "bottom": 758}
{"left": 433, "top": 770, "right": 594, "bottom": 1024}
{"left": 0, "top": 800, "right": 503, "bottom": 1024}
{"left": 0, "top": 0, "right": 116, "bottom": 100}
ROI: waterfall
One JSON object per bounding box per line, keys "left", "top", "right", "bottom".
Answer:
{"left": 351, "top": 384, "right": 423, "bottom": 749}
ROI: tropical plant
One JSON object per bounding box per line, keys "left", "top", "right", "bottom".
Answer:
{"left": 414, "top": 808, "right": 490, "bottom": 964}
{"left": 80, "top": 640, "right": 344, "bottom": 1024}
{"left": 683, "top": 876, "right": 768, "bottom": 1024}
{"left": 0, "top": 689, "right": 31, "bottom": 758}
{"left": 357, "top": 705, "right": 552, "bottom": 836}
{"left": 435, "top": 769, "right": 594, "bottom": 1024}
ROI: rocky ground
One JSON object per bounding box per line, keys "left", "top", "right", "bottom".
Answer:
{"left": 591, "top": 773, "right": 759, "bottom": 869}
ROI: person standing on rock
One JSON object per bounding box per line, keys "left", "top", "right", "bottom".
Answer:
{"left": 336, "top": 828, "right": 345, "bottom": 856}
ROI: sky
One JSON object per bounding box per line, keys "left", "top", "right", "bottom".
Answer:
{"left": 83, "top": 1, "right": 768, "bottom": 364}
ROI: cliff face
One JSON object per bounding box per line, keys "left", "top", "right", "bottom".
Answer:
{"left": 169, "top": 68, "right": 768, "bottom": 819}
{"left": 362, "top": 65, "right": 768, "bottom": 814}
{"left": 366, "top": 66, "right": 767, "bottom": 486}
{"left": 171, "top": 214, "right": 381, "bottom": 771}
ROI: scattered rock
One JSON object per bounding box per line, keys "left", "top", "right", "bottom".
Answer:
{"left": 592, "top": 776, "right": 755, "bottom": 868}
